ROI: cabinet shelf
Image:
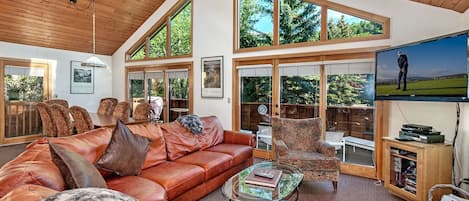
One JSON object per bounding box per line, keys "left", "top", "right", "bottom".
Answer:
{"left": 391, "top": 153, "right": 417, "bottom": 162}
{"left": 383, "top": 137, "right": 452, "bottom": 201}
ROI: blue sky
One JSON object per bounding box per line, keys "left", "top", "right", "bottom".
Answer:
{"left": 376, "top": 34, "right": 468, "bottom": 81}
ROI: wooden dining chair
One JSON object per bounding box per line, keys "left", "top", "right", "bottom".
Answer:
{"left": 133, "top": 102, "right": 152, "bottom": 121}
{"left": 98, "top": 97, "right": 118, "bottom": 115}
{"left": 36, "top": 102, "right": 57, "bottom": 137}
{"left": 113, "top": 101, "right": 130, "bottom": 120}
{"left": 45, "top": 99, "right": 69, "bottom": 108}
{"left": 49, "top": 104, "right": 73, "bottom": 137}
{"left": 70, "top": 106, "right": 94, "bottom": 134}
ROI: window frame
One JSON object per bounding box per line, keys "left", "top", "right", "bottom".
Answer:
{"left": 126, "top": 0, "right": 193, "bottom": 62}
{"left": 233, "top": 0, "right": 390, "bottom": 53}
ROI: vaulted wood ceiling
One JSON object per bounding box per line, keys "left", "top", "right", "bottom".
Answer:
{"left": 411, "top": 0, "right": 469, "bottom": 13}
{"left": 0, "top": 0, "right": 165, "bottom": 55}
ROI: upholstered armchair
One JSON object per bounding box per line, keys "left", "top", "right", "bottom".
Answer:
{"left": 272, "top": 117, "right": 340, "bottom": 191}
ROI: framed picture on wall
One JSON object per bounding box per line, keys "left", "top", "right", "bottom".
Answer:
{"left": 201, "top": 56, "right": 223, "bottom": 98}
{"left": 70, "top": 61, "right": 94, "bottom": 94}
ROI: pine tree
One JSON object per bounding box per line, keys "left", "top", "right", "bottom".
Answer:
{"left": 279, "top": 0, "right": 321, "bottom": 44}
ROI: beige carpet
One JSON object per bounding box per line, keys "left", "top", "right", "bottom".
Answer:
{"left": 201, "top": 174, "right": 404, "bottom": 201}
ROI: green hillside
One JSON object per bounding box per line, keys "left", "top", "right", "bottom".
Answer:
{"left": 376, "top": 77, "right": 467, "bottom": 96}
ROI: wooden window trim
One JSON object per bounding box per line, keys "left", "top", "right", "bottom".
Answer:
{"left": 233, "top": 0, "right": 390, "bottom": 53}
{"left": 126, "top": 0, "right": 192, "bottom": 62}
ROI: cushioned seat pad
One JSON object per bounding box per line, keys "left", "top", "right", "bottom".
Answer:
{"left": 278, "top": 151, "right": 340, "bottom": 171}
{"left": 205, "top": 144, "right": 252, "bottom": 166}
{"left": 107, "top": 176, "right": 166, "bottom": 201}
{"left": 140, "top": 161, "right": 204, "bottom": 200}
{"left": 176, "top": 151, "right": 232, "bottom": 180}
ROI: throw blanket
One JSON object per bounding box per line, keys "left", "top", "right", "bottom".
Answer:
{"left": 41, "top": 188, "right": 137, "bottom": 201}
{"left": 177, "top": 115, "right": 203, "bottom": 134}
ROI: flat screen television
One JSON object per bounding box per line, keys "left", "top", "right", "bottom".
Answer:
{"left": 375, "top": 32, "right": 469, "bottom": 102}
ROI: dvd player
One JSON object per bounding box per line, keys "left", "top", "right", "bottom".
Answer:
{"left": 402, "top": 124, "right": 432, "bottom": 131}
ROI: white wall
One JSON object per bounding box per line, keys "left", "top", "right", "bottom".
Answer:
{"left": 0, "top": 41, "right": 112, "bottom": 111}
{"left": 112, "top": 0, "right": 469, "bottom": 185}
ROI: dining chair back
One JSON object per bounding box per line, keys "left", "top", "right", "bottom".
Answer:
{"left": 70, "top": 106, "right": 94, "bottom": 134}
{"left": 97, "top": 99, "right": 114, "bottom": 115}
{"left": 99, "top": 97, "right": 118, "bottom": 115}
{"left": 49, "top": 104, "right": 73, "bottom": 137}
{"left": 36, "top": 102, "right": 57, "bottom": 137}
{"left": 113, "top": 101, "right": 130, "bottom": 120}
{"left": 133, "top": 102, "right": 152, "bottom": 121}
{"left": 45, "top": 99, "right": 69, "bottom": 108}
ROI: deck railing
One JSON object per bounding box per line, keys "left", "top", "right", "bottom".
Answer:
{"left": 4, "top": 101, "right": 42, "bottom": 138}
{"left": 240, "top": 102, "right": 375, "bottom": 140}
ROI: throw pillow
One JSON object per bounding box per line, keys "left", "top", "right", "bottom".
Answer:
{"left": 96, "top": 120, "right": 152, "bottom": 176}
{"left": 41, "top": 188, "right": 137, "bottom": 201}
{"left": 49, "top": 142, "right": 107, "bottom": 189}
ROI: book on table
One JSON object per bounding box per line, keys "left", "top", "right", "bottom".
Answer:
{"left": 245, "top": 168, "right": 283, "bottom": 188}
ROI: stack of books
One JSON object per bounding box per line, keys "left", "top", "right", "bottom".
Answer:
{"left": 245, "top": 168, "right": 282, "bottom": 189}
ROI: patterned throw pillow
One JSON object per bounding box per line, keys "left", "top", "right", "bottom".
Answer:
{"left": 49, "top": 142, "right": 107, "bottom": 189}
{"left": 41, "top": 188, "right": 137, "bottom": 201}
{"left": 96, "top": 120, "right": 152, "bottom": 176}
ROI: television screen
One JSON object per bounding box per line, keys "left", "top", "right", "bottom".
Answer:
{"left": 375, "top": 32, "right": 469, "bottom": 102}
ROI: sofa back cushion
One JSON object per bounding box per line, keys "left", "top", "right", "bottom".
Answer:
{"left": 197, "top": 116, "right": 224, "bottom": 150}
{"left": 161, "top": 121, "right": 201, "bottom": 160}
{"left": 127, "top": 123, "right": 167, "bottom": 168}
{"left": 46, "top": 128, "right": 113, "bottom": 163}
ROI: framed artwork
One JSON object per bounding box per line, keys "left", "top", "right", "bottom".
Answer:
{"left": 201, "top": 56, "right": 223, "bottom": 98}
{"left": 70, "top": 61, "right": 94, "bottom": 94}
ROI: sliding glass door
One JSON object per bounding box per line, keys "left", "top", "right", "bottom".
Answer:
{"left": 238, "top": 66, "right": 273, "bottom": 151}
{"left": 279, "top": 63, "right": 320, "bottom": 119}
{"left": 1, "top": 60, "right": 49, "bottom": 144}
{"left": 167, "top": 70, "right": 189, "bottom": 122}
{"left": 128, "top": 71, "right": 145, "bottom": 115}
{"left": 126, "top": 63, "right": 193, "bottom": 122}
{"left": 325, "top": 62, "right": 375, "bottom": 166}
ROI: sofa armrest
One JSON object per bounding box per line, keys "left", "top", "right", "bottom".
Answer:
{"left": 274, "top": 139, "right": 289, "bottom": 157}
{"left": 317, "top": 141, "right": 336, "bottom": 157}
{"left": 0, "top": 184, "right": 58, "bottom": 201}
{"left": 223, "top": 130, "right": 255, "bottom": 147}
{"left": 0, "top": 160, "right": 65, "bottom": 198}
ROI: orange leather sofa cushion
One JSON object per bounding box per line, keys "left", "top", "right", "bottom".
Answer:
{"left": 107, "top": 176, "right": 167, "bottom": 201}
{"left": 127, "top": 123, "right": 167, "bottom": 168}
{"left": 196, "top": 116, "right": 224, "bottom": 150}
{"left": 140, "top": 161, "right": 205, "bottom": 200}
{"left": 205, "top": 144, "right": 253, "bottom": 166}
{"left": 176, "top": 151, "right": 233, "bottom": 180}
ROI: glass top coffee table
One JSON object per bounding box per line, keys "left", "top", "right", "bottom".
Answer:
{"left": 222, "top": 162, "right": 303, "bottom": 201}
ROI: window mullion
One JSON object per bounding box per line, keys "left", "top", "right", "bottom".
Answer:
{"left": 321, "top": 5, "right": 327, "bottom": 41}
{"left": 273, "top": 0, "right": 279, "bottom": 46}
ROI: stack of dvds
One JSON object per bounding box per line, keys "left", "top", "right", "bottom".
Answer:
{"left": 403, "top": 161, "right": 417, "bottom": 194}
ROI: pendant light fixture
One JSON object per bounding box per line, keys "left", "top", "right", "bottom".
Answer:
{"left": 72, "top": 0, "right": 106, "bottom": 68}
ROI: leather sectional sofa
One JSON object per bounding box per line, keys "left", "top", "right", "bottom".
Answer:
{"left": 0, "top": 116, "right": 255, "bottom": 201}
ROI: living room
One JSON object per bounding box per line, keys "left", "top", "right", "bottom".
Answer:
{"left": 0, "top": 0, "right": 468, "bottom": 200}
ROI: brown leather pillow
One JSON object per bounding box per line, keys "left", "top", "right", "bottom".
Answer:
{"left": 49, "top": 142, "right": 107, "bottom": 189}
{"left": 161, "top": 121, "right": 201, "bottom": 160}
{"left": 96, "top": 120, "right": 152, "bottom": 176}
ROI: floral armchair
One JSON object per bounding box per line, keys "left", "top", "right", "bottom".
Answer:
{"left": 272, "top": 117, "right": 340, "bottom": 191}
